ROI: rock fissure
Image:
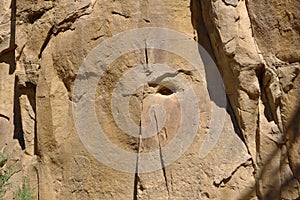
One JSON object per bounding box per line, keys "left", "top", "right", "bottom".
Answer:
{"left": 111, "top": 11, "right": 130, "bottom": 19}
{"left": 133, "top": 85, "right": 144, "bottom": 200}
{"left": 153, "top": 109, "right": 170, "bottom": 197}
{"left": 214, "top": 158, "right": 252, "bottom": 187}
{"left": 0, "top": 114, "right": 10, "bottom": 121}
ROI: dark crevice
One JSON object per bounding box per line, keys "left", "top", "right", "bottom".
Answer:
{"left": 214, "top": 158, "right": 252, "bottom": 187}
{"left": 0, "top": 2, "right": 18, "bottom": 59}
{"left": 0, "top": 0, "right": 17, "bottom": 74}
{"left": 153, "top": 110, "right": 170, "bottom": 196}
{"left": 177, "top": 69, "right": 193, "bottom": 76}
{"left": 226, "top": 96, "right": 245, "bottom": 143}
{"left": 38, "top": 26, "right": 54, "bottom": 58}
{"left": 23, "top": 82, "right": 37, "bottom": 113}
{"left": 213, "top": 176, "right": 231, "bottom": 187}
{"left": 34, "top": 114, "right": 38, "bottom": 156}
{"left": 9, "top": 0, "right": 16, "bottom": 49}
{"left": 143, "top": 43, "right": 153, "bottom": 75}
{"left": 133, "top": 170, "right": 139, "bottom": 200}
{"left": 90, "top": 35, "right": 105, "bottom": 41}
{"left": 13, "top": 77, "right": 25, "bottom": 150}
{"left": 143, "top": 19, "right": 150, "bottom": 23}
{"left": 133, "top": 117, "right": 141, "bottom": 200}
{"left": 133, "top": 87, "right": 144, "bottom": 200}
{"left": 144, "top": 42, "right": 149, "bottom": 65}
{"left": 255, "top": 101, "right": 262, "bottom": 199}
{"left": 111, "top": 11, "right": 130, "bottom": 19}
{"left": 0, "top": 114, "right": 10, "bottom": 121}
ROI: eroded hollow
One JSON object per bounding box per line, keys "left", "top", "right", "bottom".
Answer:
{"left": 156, "top": 85, "right": 174, "bottom": 96}
{"left": 148, "top": 83, "right": 176, "bottom": 96}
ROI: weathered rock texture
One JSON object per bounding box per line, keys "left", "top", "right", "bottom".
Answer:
{"left": 0, "top": 0, "right": 299, "bottom": 199}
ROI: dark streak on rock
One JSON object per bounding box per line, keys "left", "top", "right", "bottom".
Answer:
{"left": 153, "top": 110, "right": 170, "bottom": 196}
{"left": 111, "top": 11, "right": 130, "bottom": 19}
{"left": 143, "top": 18, "right": 150, "bottom": 23}
{"left": 133, "top": 87, "right": 144, "bottom": 200}
{"left": 0, "top": 114, "right": 10, "bottom": 121}
{"left": 91, "top": 35, "right": 105, "bottom": 41}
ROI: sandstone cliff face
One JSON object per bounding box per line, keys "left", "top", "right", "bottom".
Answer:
{"left": 0, "top": 0, "right": 299, "bottom": 199}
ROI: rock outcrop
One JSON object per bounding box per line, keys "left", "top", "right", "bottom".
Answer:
{"left": 0, "top": 0, "right": 299, "bottom": 199}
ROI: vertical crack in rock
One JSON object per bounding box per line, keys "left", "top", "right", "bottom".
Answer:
{"left": 133, "top": 171, "right": 139, "bottom": 200}
{"left": 255, "top": 98, "right": 262, "bottom": 199}
{"left": 13, "top": 77, "right": 25, "bottom": 150}
{"left": 133, "top": 95, "right": 142, "bottom": 200}
{"left": 10, "top": 0, "right": 16, "bottom": 48}
{"left": 227, "top": 98, "right": 246, "bottom": 144}
{"left": 144, "top": 41, "right": 149, "bottom": 66}
{"left": 38, "top": 26, "right": 54, "bottom": 59}
{"left": 0, "top": 0, "right": 17, "bottom": 74}
{"left": 153, "top": 110, "right": 170, "bottom": 197}
{"left": 133, "top": 42, "right": 151, "bottom": 200}
{"left": 133, "top": 85, "right": 144, "bottom": 200}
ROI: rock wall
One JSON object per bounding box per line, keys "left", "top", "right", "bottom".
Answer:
{"left": 0, "top": 0, "right": 299, "bottom": 199}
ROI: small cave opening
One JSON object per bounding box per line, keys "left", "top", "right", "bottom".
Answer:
{"left": 156, "top": 85, "right": 174, "bottom": 96}
{"left": 148, "top": 82, "right": 176, "bottom": 96}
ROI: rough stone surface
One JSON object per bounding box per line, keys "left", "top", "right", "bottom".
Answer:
{"left": 0, "top": 0, "right": 299, "bottom": 199}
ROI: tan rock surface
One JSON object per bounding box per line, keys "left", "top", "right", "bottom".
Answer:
{"left": 0, "top": 0, "right": 299, "bottom": 199}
